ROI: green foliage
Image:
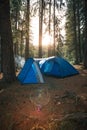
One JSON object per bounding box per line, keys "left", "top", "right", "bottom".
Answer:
{"left": 64, "top": 0, "right": 86, "bottom": 64}
{"left": 9, "top": 0, "right": 86, "bottom": 62}
{"left": 10, "top": 0, "right": 22, "bottom": 14}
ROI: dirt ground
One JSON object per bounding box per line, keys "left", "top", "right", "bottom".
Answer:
{"left": 0, "top": 65, "right": 87, "bottom": 130}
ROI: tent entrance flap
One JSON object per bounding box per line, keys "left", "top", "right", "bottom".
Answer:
{"left": 33, "top": 62, "right": 44, "bottom": 83}
{"left": 17, "top": 58, "right": 44, "bottom": 84}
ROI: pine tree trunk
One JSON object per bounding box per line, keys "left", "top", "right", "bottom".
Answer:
{"left": 25, "top": 0, "right": 30, "bottom": 60}
{"left": 48, "top": 0, "right": 52, "bottom": 57}
{"left": 83, "top": 0, "right": 87, "bottom": 68}
{"left": 38, "top": 0, "right": 43, "bottom": 58}
{"left": 0, "top": 0, "right": 16, "bottom": 82}
{"left": 72, "top": 0, "right": 78, "bottom": 64}
{"left": 77, "top": 0, "right": 82, "bottom": 62}
{"left": 53, "top": 0, "right": 56, "bottom": 56}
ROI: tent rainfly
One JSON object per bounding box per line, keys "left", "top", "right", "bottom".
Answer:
{"left": 39, "top": 56, "right": 79, "bottom": 78}
{"left": 17, "top": 58, "right": 44, "bottom": 84}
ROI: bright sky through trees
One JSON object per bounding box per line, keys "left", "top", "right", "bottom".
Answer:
{"left": 31, "top": 17, "right": 66, "bottom": 46}
{"left": 31, "top": 17, "right": 54, "bottom": 46}
{"left": 31, "top": 0, "right": 66, "bottom": 47}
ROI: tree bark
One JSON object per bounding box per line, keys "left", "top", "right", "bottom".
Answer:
{"left": 0, "top": 0, "right": 16, "bottom": 82}
{"left": 25, "top": 0, "right": 30, "bottom": 60}
{"left": 53, "top": 0, "right": 56, "bottom": 56}
{"left": 77, "top": 0, "right": 82, "bottom": 62}
{"left": 83, "top": 0, "right": 87, "bottom": 68}
{"left": 48, "top": 0, "right": 52, "bottom": 57}
{"left": 72, "top": 0, "right": 78, "bottom": 64}
{"left": 38, "top": 0, "right": 43, "bottom": 58}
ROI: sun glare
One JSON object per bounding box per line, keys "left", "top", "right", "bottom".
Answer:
{"left": 32, "top": 17, "right": 53, "bottom": 47}
{"left": 31, "top": 15, "right": 66, "bottom": 47}
{"left": 42, "top": 33, "right": 52, "bottom": 46}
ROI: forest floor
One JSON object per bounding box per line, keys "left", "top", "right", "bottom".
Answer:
{"left": 0, "top": 65, "right": 87, "bottom": 130}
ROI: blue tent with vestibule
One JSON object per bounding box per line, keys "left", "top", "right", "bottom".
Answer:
{"left": 17, "top": 58, "right": 44, "bottom": 84}
{"left": 39, "top": 56, "right": 79, "bottom": 78}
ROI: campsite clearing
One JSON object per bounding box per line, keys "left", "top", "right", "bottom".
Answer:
{"left": 0, "top": 65, "right": 87, "bottom": 130}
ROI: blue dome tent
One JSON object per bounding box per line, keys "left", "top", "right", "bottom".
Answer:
{"left": 17, "top": 58, "right": 44, "bottom": 84}
{"left": 39, "top": 56, "right": 79, "bottom": 78}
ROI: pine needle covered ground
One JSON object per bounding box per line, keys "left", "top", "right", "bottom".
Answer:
{"left": 0, "top": 65, "right": 87, "bottom": 130}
